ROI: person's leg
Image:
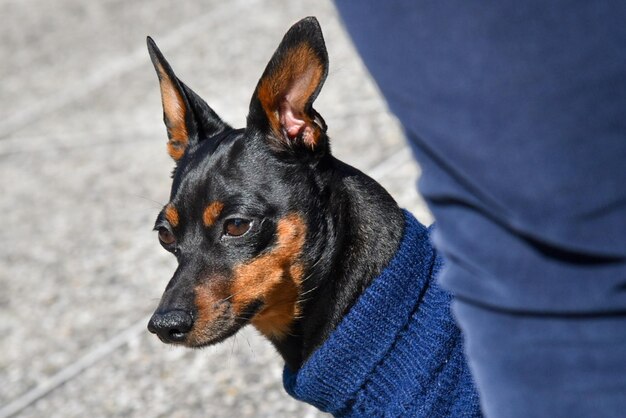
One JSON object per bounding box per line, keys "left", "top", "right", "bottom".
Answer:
{"left": 335, "top": 1, "right": 626, "bottom": 416}
{"left": 454, "top": 301, "right": 626, "bottom": 417}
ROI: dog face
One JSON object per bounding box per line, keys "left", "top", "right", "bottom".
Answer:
{"left": 147, "top": 17, "right": 330, "bottom": 348}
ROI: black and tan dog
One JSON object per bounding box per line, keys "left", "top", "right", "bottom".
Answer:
{"left": 146, "top": 17, "right": 404, "bottom": 371}
{"left": 145, "top": 18, "right": 483, "bottom": 417}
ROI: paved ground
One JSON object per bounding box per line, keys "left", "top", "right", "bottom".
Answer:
{"left": 0, "top": 1, "right": 432, "bottom": 417}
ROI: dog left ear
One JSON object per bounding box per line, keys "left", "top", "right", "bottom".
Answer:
{"left": 147, "top": 37, "right": 229, "bottom": 161}
{"left": 247, "top": 17, "right": 329, "bottom": 152}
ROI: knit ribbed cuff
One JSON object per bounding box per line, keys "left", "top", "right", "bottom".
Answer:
{"left": 283, "top": 211, "right": 437, "bottom": 414}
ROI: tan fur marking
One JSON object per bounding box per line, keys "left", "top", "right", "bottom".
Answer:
{"left": 232, "top": 213, "right": 307, "bottom": 339}
{"left": 194, "top": 285, "right": 219, "bottom": 331}
{"left": 203, "top": 201, "right": 225, "bottom": 227}
{"left": 186, "top": 214, "right": 306, "bottom": 346}
{"left": 257, "top": 44, "right": 324, "bottom": 147}
{"left": 156, "top": 63, "right": 189, "bottom": 161}
{"left": 187, "top": 278, "right": 230, "bottom": 346}
{"left": 164, "top": 204, "right": 179, "bottom": 227}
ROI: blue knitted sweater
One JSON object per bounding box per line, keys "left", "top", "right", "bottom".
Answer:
{"left": 283, "top": 211, "right": 482, "bottom": 417}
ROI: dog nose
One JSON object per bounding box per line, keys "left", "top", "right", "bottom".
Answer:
{"left": 147, "top": 310, "right": 193, "bottom": 343}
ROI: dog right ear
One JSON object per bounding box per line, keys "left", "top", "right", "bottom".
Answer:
{"left": 147, "top": 37, "right": 229, "bottom": 161}
{"left": 246, "top": 17, "right": 329, "bottom": 154}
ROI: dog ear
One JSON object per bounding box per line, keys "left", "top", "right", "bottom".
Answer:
{"left": 147, "top": 37, "right": 229, "bottom": 161}
{"left": 247, "top": 17, "right": 329, "bottom": 153}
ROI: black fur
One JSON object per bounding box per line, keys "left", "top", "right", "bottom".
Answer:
{"left": 147, "top": 17, "right": 404, "bottom": 371}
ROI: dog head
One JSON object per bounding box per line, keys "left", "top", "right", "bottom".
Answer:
{"left": 147, "top": 17, "right": 331, "bottom": 348}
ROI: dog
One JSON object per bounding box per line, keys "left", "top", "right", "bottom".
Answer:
{"left": 146, "top": 17, "right": 481, "bottom": 417}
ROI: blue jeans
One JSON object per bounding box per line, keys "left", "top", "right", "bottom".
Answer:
{"left": 335, "top": 1, "right": 626, "bottom": 416}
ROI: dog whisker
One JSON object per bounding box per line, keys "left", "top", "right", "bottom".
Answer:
{"left": 299, "top": 256, "right": 325, "bottom": 285}
{"left": 242, "top": 333, "right": 255, "bottom": 356}
{"left": 128, "top": 193, "right": 166, "bottom": 208}
{"left": 298, "top": 285, "right": 319, "bottom": 298}
{"left": 217, "top": 293, "right": 236, "bottom": 303}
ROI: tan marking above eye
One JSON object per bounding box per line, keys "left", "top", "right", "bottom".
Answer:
{"left": 164, "top": 204, "right": 179, "bottom": 227}
{"left": 203, "top": 201, "right": 225, "bottom": 227}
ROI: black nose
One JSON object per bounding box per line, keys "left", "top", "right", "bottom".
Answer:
{"left": 147, "top": 310, "right": 194, "bottom": 343}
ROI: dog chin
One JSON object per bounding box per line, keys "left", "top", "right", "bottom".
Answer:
{"left": 183, "top": 321, "right": 247, "bottom": 349}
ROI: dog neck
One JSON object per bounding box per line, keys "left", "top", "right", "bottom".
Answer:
{"left": 271, "top": 156, "right": 405, "bottom": 371}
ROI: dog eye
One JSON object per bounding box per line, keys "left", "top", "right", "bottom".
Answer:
{"left": 158, "top": 228, "right": 176, "bottom": 245}
{"left": 224, "top": 218, "right": 251, "bottom": 237}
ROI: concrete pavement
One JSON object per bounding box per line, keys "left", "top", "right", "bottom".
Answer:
{"left": 0, "top": 1, "right": 431, "bottom": 416}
